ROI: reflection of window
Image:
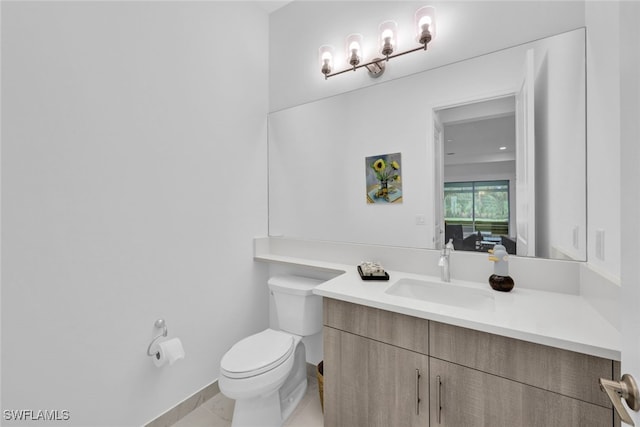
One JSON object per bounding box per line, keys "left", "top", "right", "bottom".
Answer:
{"left": 444, "top": 180, "right": 509, "bottom": 236}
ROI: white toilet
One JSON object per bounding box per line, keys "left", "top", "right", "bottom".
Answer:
{"left": 219, "top": 275, "right": 323, "bottom": 427}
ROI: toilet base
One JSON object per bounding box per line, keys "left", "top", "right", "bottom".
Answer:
{"left": 231, "top": 392, "right": 282, "bottom": 427}
{"left": 231, "top": 378, "right": 307, "bottom": 427}
{"left": 229, "top": 340, "right": 308, "bottom": 427}
{"left": 280, "top": 375, "right": 307, "bottom": 422}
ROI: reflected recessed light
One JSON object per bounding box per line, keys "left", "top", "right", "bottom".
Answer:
{"left": 499, "top": 146, "right": 507, "bottom": 150}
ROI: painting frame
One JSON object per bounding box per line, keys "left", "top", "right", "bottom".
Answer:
{"left": 365, "top": 152, "right": 403, "bottom": 204}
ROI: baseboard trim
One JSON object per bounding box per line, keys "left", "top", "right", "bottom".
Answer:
{"left": 144, "top": 380, "right": 220, "bottom": 427}
{"left": 144, "top": 362, "right": 320, "bottom": 427}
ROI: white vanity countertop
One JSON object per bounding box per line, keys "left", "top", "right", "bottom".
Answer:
{"left": 256, "top": 253, "right": 621, "bottom": 361}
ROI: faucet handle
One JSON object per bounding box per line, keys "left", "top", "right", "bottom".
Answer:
{"left": 442, "top": 238, "right": 454, "bottom": 255}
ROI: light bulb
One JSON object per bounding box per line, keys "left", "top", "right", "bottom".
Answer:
{"left": 345, "top": 34, "right": 363, "bottom": 67}
{"left": 415, "top": 6, "right": 436, "bottom": 45}
{"left": 379, "top": 21, "right": 398, "bottom": 57}
{"left": 319, "top": 45, "right": 334, "bottom": 76}
{"left": 419, "top": 15, "right": 431, "bottom": 31}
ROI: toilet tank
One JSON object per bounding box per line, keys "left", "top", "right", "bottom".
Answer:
{"left": 268, "top": 275, "right": 323, "bottom": 336}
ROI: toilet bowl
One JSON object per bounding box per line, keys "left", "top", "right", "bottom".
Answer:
{"left": 220, "top": 329, "right": 299, "bottom": 399}
{"left": 219, "top": 275, "right": 323, "bottom": 427}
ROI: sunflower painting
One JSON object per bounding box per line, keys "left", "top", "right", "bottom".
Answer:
{"left": 366, "top": 152, "right": 403, "bottom": 204}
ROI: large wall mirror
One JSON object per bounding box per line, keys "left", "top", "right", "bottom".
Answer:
{"left": 268, "top": 28, "right": 586, "bottom": 261}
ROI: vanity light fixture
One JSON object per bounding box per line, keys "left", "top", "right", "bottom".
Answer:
{"left": 319, "top": 6, "right": 436, "bottom": 80}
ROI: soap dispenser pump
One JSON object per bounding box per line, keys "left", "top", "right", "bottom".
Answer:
{"left": 488, "top": 244, "right": 514, "bottom": 292}
{"left": 445, "top": 238, "right": 455, "bottom": 252}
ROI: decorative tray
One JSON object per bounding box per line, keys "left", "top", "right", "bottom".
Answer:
{"left": 357, "top": 265, "right": 390, "bottom": 281}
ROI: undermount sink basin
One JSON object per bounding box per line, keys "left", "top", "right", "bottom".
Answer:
{"left": 385, "top": 278, "right": 495, "bottom": 311}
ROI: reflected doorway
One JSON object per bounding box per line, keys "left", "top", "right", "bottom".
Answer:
{"left": 435, "top": 96, "right": 517, "bottom": 254}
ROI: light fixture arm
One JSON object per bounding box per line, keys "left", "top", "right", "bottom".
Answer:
{"left": 324, "top": 42, "right": 428, "bottom": 80}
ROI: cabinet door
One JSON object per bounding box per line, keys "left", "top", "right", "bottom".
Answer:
{"left": 430, "top": 358, "right": 613, "bottom": 427}
{"left": 324, "top": 326, "right": 429, "bottom": 427}
{"left": 430, "top": 321, "right": 613, "bottom": 407}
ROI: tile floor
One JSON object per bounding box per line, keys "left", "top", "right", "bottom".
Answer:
{"left": 170, "top": 375, "right": 324, "bottom": 427}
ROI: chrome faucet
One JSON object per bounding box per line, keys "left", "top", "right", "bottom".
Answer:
{"left": 439, "top": 239, "right": 454, "bottom": 282}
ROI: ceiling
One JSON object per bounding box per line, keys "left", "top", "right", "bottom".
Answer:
{"left": 440, "top": 97, "right": 516, "bottom": 166}
{"left": 257, "top": 1, "right": 293, "bottom": 14}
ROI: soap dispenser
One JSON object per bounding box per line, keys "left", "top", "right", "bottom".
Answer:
{"left": 488, "top": 244, "right": 514, "bottom": 292}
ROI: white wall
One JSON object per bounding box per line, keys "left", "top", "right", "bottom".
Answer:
{"left": 534, "top": 33, "right": 587, "bottom": 260}
{"left": 1, "top": 2, "right": 269, "bottom": 425}
{"left": 585, "top": 2, "right": 622, "bottom": 280}
{"left": 619, "top": 2, "right": 640, "bottom": 424}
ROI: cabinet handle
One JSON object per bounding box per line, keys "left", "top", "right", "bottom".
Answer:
{"left": 436, "top": 375, "right": 442, "bottom": 424}
{"left": 415, "top": 369, "right": 421, "bottom": 415}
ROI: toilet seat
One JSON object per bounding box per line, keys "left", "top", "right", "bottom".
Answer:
{"left": 221, "top": 329, "right": 295, "bottom": 379}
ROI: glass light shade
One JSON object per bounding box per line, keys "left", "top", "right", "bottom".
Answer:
{"left": 379, "top": 21, "right": 398, "bottom": 57}
{"left": 345, "top": 33, "right": 363, "bottom": 67}
{"left": 319, "top": 45, "right": 334, "bottom": 75}
{"left": 415, "top": 6, "right": 436, "bottom": 44}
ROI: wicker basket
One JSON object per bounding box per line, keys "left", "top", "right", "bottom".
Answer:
{"left": 316, "top": 361, "right": 324, "bottom": 412}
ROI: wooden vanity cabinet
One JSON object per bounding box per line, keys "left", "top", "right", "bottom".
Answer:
{"left": 429, "top": 358, "right": 613, "bottom": 427}
{"left": 323, "top": 327, "right": 429, "bottom": 427}
{"left": 323, "top": 299, "right": 430, "bottom": 426}
{"left": 323, "top": 298, "right": 618, "bottom": 427}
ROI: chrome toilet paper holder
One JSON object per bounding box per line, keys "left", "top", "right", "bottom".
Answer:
{"left": 147, "top": 319, "right": 168, "bottom": 359}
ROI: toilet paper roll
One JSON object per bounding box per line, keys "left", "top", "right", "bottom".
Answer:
{"left": 153, "top": 338, "right": 185, "bottom": 367}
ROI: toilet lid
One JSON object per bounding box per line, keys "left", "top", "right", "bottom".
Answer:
{"left": 221, "top": 329, "right": 295, "bottom": 379}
